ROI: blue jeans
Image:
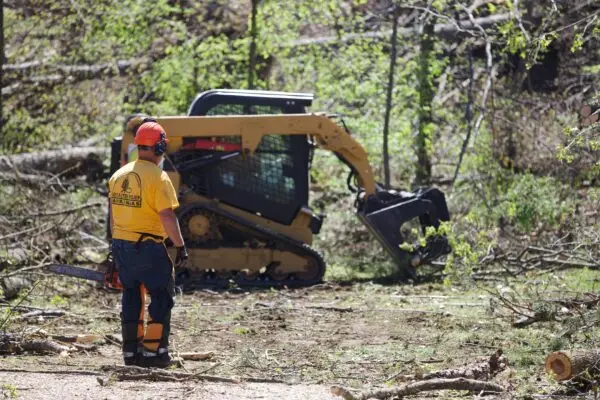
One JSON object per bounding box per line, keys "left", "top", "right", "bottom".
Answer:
{"left": 112, "top": 239, "right": 174, "bottom": 354}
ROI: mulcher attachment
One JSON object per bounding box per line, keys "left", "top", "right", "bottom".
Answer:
{"left": 356, "top": 187, "right": 451, "bottom": 280}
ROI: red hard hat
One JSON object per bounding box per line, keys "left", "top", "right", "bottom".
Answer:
{"left": 134, "top": 122, "right": 168, "bottom": 146}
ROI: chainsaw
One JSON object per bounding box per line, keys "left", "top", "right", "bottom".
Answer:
{"left": 47, "top": 253, "right": 123, "bottom": 290}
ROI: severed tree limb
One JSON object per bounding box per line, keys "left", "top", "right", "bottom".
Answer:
{"left": 179, "top": 351, "right": 215, "bottom": 361}
{"left": 0, "top": 171, "right": 49, "bottom": 186}
{"left": 331, "top": 378, "right": 505, "bottom": 400}
{"left": 1, "top": 333, "right": 73, "bottom": 355}
{"left": 388, "top": 349, "right": 508, "bottom": 383}
{"left": 305, "top": 305, "right": 354, "bottom": 313}
{"left": 20, "top": 339, "right": 72, "bottom": 354}
{"left": 22, "top": 201, "right": 105, "bottom": 218}
{"left": 101, "top": 365, "right": 241, "bottom": 383}
{"left": 0, "top": 367, "right": 100, "bottom": 376}
{"left": 0, "top": 262, "right": 53, "bottom": 278}
{"left": 19, "top": 310, "right": 66, "bottom": 319}
{"left": 0, "top": 146, "right": 108, "bottom": 176}
{"left": 3, "top": 58, "right": 150, "bottom": 76}
{"left": 2, "top": 58, "right": 152, "bottom": 97}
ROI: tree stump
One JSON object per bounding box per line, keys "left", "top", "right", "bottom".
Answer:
{"left": 545, "top": 349, "right": 600, "bottom": 381}
{"left": 580, "top": 102, "right": 600, "bottom": 127}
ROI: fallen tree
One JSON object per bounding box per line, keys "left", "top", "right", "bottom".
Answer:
{"left": 0, "top": 146, "right": 108, "bottom": 177}
{"left": 331, "top": 378, "right": 505, "bottom": 400}
{"left": 0, "top": 332, "right": 73, "bottom": 355}
{"left": 387, "top": 349, "right": 508, "bottom": 382}
{"left": 290, "top": 13, "right": 511, "bottom": 47}
{"left": 334, "top": 350, "right": 509, "bottom": 400}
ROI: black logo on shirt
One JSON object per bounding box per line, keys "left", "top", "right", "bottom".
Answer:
{"left": 121, "top": 177, "right": 132, "bottom": 193}
{"left": 112, "top": 172, "right": 142, "bottom": 207}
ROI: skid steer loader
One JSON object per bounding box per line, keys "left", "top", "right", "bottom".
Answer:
{"left": 52, "top": 89, "right": 450, "bottom": 288}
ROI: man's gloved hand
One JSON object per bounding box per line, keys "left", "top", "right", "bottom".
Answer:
{"left": 175, "top": 245, "right": 189, "bottom": 268}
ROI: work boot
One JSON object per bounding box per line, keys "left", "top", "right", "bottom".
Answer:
{"left": 123, "top": 352, "right": 140, "bottom": 366}
{"left": 140, "top": 352, "right": 173, "bottom": 369}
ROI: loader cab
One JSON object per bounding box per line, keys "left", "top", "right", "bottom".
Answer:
{"left": 183, "top": 89, "right": 314, "bottom": 226}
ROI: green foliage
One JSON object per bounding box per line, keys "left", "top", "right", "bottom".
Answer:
{"left": 1, "top": 384, "right": 19, "bottom": 399}
{"left": 570, "top": 32, "right": 585, "bottom": 53}
{"left": 82, "top": 0, "right": 184, "bottom": 61}
{"left": 234, "top": 326, "right": 255, "bottom": 335}
{"left": 4, "top": 0, "right": 599, "bottom": 281}
{"left": 466, "top": 171, "right": 571, "bottom": 233}
{"left": 68, "top": 188, "right": 96, "bottom": 205}
{"left": 498, "top": 20, "right": 528, "bottom": 58}
{"left": 49, "top": 294, "right": 68, "bottom": 308}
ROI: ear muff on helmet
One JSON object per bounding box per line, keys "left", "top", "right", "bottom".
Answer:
{"left": 154, "top": 131, "right": 167, "bottom": 156}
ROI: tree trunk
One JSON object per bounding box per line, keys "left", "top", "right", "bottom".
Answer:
{"left": 247, "top": 0, "right": 259, "bottom": 89}
{"left": 382, "top": 10, "right": 399, "bottom": 188}
{"left": 1, "top": 0, "right": 4, "bottom": 135}
{"left": 0, "top": 146, "right": 108, "bottom": 176}
{"left": 452, "top": 46, "right": 474, "bottom": 184}
{"left": 415, "top": 21, "right": 435, "bottom": 186}
{"left": 545, "top": 349, "right": 600, "bottom": 381}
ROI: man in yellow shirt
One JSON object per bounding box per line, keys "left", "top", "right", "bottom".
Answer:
{"left": 109, "top": 120, "right": 188, "bottom": 368}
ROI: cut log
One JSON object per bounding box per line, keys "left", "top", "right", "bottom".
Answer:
{"left": 581, "top": 101, "right": 600, "bottom": 126}
{"left": 51, "top": 334, "right": 105, "bottom": 344}
{"left": 20, "top": 339, "right": 72, "bottom": 354}
{"left": 425, "top": 350, "right": 507, "bottom": 381}
{"left": 19, "top": 310, "right": 65, "bottom": 319}
{"left": 581, "top": 105, "right": 593, "bottom": 118}
{"left": 0, "top": 333, "right": 73, "bottom": 355}
{"left": 1, "top": 276, "right": 32, "bottom": 300}
{"left": 0, "top": 171, "right": 50, "bottom": 186}
{"left": 180, "top": 351, "right": 214, "bottom": 361}
{"left": 545, "top": 349, "right": 600, "bottom": 381}
{"left": 388, "top": 349, "right": 507, "bottom": 383}
{"left": 0, "top": 147, "right": 109, "bottom": 177}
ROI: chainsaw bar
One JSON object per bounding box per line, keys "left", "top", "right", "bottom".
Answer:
{"left": 47, "top": 264, "right": 105, "bottom": 282}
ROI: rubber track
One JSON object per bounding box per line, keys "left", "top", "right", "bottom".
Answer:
{"left": 176, "top": 202, "right": 326, "bottom": 289}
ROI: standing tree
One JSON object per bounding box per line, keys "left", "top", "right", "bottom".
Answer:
{"left": 247, "top": 0, "right": 259, "bottom": 90}
{"left": 1, "top": 0, "right": 3, "bottom": 135}
{"left": 415, "top": 18, "right": 435, "bottom": 186}
{"left": 382, "top": 6, "right": 399, "bottom": 189}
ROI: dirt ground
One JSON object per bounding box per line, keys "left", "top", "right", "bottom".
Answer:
{"left": 0, "top": 276, "right": 593, "bottom": 399}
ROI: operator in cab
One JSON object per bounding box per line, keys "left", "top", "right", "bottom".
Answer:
{"left": 108, "top": 120, "right": 188, "bottom": 368}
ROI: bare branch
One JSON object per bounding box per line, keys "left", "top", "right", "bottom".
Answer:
{"left": 331, "top": 378, "right": 505, "bottom": 400}
{"left": 289, "top": 13, "right": 511, "bottom": 47}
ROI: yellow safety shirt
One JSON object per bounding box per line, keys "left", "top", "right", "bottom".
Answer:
{"left": 109, "top": 159, "right": 179, "bottom": 242}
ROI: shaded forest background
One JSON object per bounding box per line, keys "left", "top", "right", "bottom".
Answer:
{"left": 1, "top": 0, "right": 600, "bottom": 281}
